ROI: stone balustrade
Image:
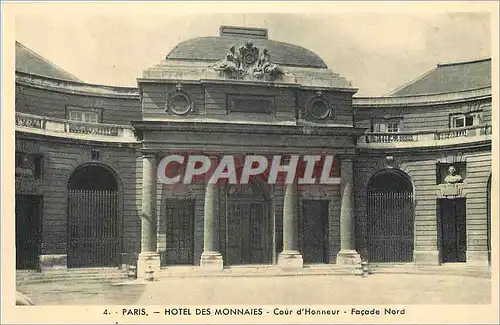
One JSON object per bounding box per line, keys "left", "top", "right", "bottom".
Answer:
{"left": 15, "top": 112, "right": 137, "bottom": 143}
{"left": 362, "top": 124, "right": 491, "bottom": 148}
{"left": 434, "top": 124, "right": 492, "bottom": 140}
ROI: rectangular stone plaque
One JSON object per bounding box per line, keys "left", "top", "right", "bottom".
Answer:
{"left": 227, "top": 94, "right": 275, "bottom": 114}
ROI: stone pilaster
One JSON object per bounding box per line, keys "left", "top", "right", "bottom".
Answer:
{"left": 278, "top": 183, "right": 303, "bottom": 269}
{"left": 336, "top": 156, "right": 361, "bottom": 265}
{"left": 466, "top": 251, "right": 490, "bottom": 267}
{"left": 137, "top": 153, "right": 160, "bottom": 279}
{"left": 414, "top": 250, "right": 440, "bottom": 265}
{"left": 200, "top": 156, "right": 223, "bottom": 269}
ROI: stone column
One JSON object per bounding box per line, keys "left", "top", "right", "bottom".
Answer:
{"left": 200, "top": 156, "right": 223, "bottom": 269}
{"left": 336, "top": 156, "right": 361, "bottom": 265}
{"left": 278, "top": 183, "right": 303, "bottom": 269}
{"left": 137, "top": 153, "right": 161, "bottom": 279}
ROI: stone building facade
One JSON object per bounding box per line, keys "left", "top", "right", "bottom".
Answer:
{"left": 14, "top": 26, "right": 492, "bottom": 277}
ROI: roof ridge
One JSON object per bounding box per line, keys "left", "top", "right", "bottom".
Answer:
{"left": 437, "top": 57, "right": 491, "bottom": 67}
{"left": 385, "top": 65, "right": 437, "bottom": 97}
{"left": 16, "top": 41, "right": 83, "bottom": 82}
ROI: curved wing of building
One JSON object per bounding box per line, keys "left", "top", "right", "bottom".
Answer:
{"left": 14, "top": 26, "right": 492, "bottom": 277}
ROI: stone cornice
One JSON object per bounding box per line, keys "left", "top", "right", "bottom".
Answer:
{"left": 131, "top": 120, "right": 366, "bottom": 137}
{"left": 16, "top": 72, "right": 140, "bottom": 99}
{"left": 356, "top": 138, "right": 491, "bottom": 153}
{"left": 137, "top": 77, "right": 357, "bottom": 93}
{"left": 353, "top": 87, "right": 491, "bottom": 108}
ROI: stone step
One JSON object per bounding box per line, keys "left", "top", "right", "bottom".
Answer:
{"left": 155, "top": 265, "right": 360, "bottom": 278}
{"left": 369, "top": 266, "right": 491, "bottom": 278}
{"left": 16, "top": 268, "right": 129, "bottom": 284}
{"left": 17, "top": 267, "right": 127, "bottom": 274}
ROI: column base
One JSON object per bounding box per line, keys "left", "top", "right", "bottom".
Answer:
{"left": 336, "top": 249, "right": 361, "bottom": 265}
{"left": 414, "top": 250, "right": 440, "bottom": 266}
{"left": 278, "top": 250, "right": 303, "bottom": 269}
{"left": 40, "top": 254, "right": 67, "bottom": 270}
{"left": 137, "top": 252, "right": 161, "bottom": 280}
{"left": 200, "top": 251, "right": 223, "bottom": 270}
{"left": 466, "top": 251, "right": 490, "bottom": 267}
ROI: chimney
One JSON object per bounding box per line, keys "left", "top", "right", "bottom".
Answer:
{"left": 219, "top": 26, "right": 268, "bottom": 39}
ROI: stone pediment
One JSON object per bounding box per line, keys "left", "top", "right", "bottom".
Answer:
{"left": 211, "top": 41, "right": 292, "bottom": 82}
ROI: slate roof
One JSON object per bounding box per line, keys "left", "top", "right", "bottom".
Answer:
{"left": 389, "top": 58, "right": 491, "bottom": 96}
{"left": 15, "top": 41, "right": 82, "bottom": 82}
{"left": 166, "top": 36, "right": 328, "bottom": 69}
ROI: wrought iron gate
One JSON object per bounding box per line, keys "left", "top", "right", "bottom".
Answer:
{"left": 367, "top": 192, "right": 414, "bottom": 262}
{"left": 67, "top": 189, "right": 119, "bottom": 268}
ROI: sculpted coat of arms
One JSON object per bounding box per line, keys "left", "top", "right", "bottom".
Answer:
{"left": 213, "top": 41, "right": 285, "bottom": 80}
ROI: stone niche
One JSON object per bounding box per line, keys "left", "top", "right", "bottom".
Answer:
{"left": 436, "top": 162, "right": 467, "bottom": 198}
{"left": 437, "top": 162, "right": 466, "bottom": 185}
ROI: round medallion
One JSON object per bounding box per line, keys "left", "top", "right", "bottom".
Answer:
{"left": 244, "top": 53, "right": 256, "bottom": 65}
{"left": 309, "top": 99, "right": 331, "bottom": 120}
{"left": 167, "top": 93, "right": 192, "bottom": 115}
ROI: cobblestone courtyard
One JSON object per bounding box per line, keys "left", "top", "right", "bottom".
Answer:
{"left": 17, "top": 273, "right": 491, "bottom": 305}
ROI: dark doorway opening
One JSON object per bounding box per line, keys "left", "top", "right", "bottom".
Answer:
{"left": 16, "top": 195, "right": 42, "bottom": 270}
{"left": 67, "top": 165, "right": 120, "bottom": 268}
{"left": 438, "top": 198, "right": 467, "bottom": 263}
{"left": 300, "top": 200, "right": 329, "bottom": 264}
{"left": 164, "top": 199, "right": 195, "bottom": 265}
{"left": 367, "top": 170, "right": 414, "bottom": 262}
{"left": 225, "top": 182, "right": 271, "bottom": 265}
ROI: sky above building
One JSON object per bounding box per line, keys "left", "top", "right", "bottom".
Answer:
{"left": 14, "top": 4, "right": 492, "bottom": 96}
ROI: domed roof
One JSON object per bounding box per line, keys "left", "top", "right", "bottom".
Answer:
{"left": 166, "top": 26, "right": 328, "bottom": 69}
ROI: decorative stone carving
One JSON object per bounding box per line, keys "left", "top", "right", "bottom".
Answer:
{"left": 212, "top": 45, "right": 243, "bottom": 77}
{"left": 15, "top": 153, "right": 36, "bottom": 178}
{"left": 166, "top": 85, "right": 194, "bottom": 115}
{"left": 212, "top": 41, "right": 285, "bottom": 80}
{"left": 437, "top": 164, "right": 466, "bottom": 198}
{"left": 444, "top": 165, "right": 463, "bottom": 184}
{"left": 306, "top": 93, "right": 333, "bottom": 120}
{"left": 252, "top": 48, "right": 284, "bottom": 79}
{"left": 385, "top": 156, "right": 395, "bottom": 168}
{"left": 239, "top": 41, "right": 259, "bottom": 66}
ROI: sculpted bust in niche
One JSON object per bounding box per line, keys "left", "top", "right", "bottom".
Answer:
{"left": 444, "top": 165, "right": 463, "bottom": 184}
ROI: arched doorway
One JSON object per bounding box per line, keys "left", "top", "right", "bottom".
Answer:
{"left": 367, "top": 169, "right": 414, "bottom": 262}
{"left": 67, "top": 164, "right": 120, "bottom": 268}
{"left": 225, "top": 180, "right": 272, "bottom": 265}
{"left": 487, "top": 176, "right": 491, "bottom": 264}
